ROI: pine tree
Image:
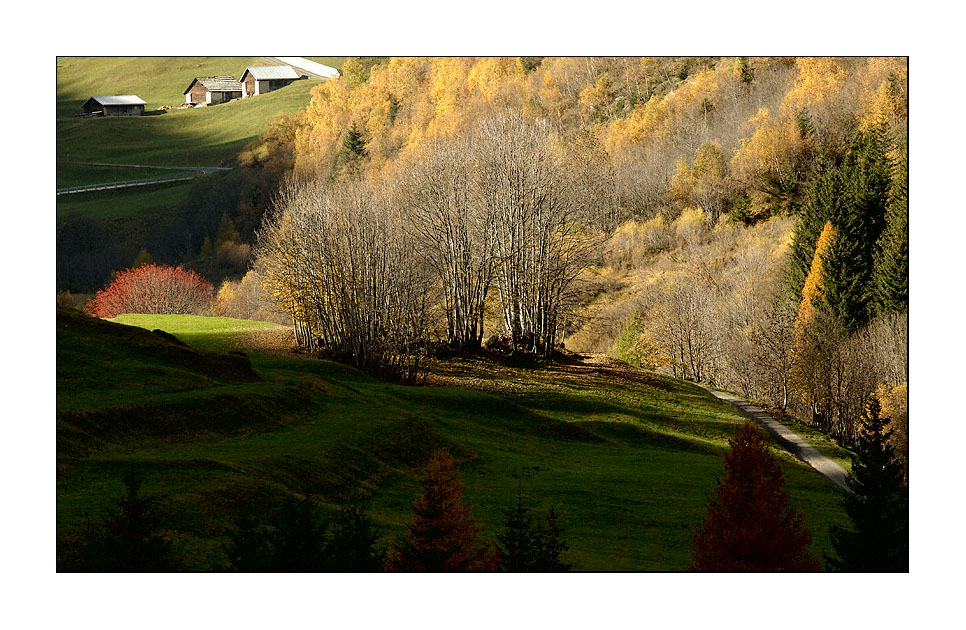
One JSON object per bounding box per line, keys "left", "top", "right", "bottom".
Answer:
{"left": 386, "top": 450, "right": 497, "bottom": 571}
{"left": 827, "top": 395, "right": 909, "bottom": 572}
{"left": 691, "top": 422, "right": 820, "bottom": 571}
{"left": 872, "top": 152, "right": 908, "bottom": 317}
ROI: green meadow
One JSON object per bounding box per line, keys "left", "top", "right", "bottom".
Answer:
{"left": 56, "top": 309, "right": 850, "bottom": 571}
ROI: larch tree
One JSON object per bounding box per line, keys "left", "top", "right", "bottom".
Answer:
{"left": 794, "top": 221, "right": 835, "bottom": 348}
{"left": 691, "top": 422, "right": 820, "bottom": 571}
{"left": 386, "top": 450, "right": 497, "bottom": 572}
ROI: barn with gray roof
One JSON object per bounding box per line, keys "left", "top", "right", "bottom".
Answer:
{"left": 183, "top": 76, "right": 244, "bottom": 106}
{"left": 240, "top": 65, "right": 302, "bottom": 98}
{"left": 81, "top": 95, "right": 147, "bottom": 116}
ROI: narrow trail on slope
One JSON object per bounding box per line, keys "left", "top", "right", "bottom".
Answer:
{"left": 698, "top": 385, "right": 851, "bottom": 491}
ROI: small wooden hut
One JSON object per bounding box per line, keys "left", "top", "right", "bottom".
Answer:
{"left": 183, "top": 76, "right": 244, "bottom": 106}
{"left": 81, "top": 95, "right": 146, "bottom": 116}
{"left": 240, "top": 65, "right": 301, "bottom": 98}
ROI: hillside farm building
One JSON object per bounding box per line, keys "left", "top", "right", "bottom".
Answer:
{"left": 81, "top": 95, "right": 146, "bottom": 116}
{"left": 240, "top": 65, "right": 302, "bottom": 97}
{"left": 183, "top": 76, "right": 243, "bottom": 106}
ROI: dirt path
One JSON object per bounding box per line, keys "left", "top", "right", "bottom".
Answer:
{"left": 56, "top": 163, "right": 231, "bottom": 195}
{"left": 699, "top": 386, "right": 851, "bottom": 491}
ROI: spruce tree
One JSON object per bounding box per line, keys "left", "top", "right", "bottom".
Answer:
{"left": 80, "top": 466, "right": 178, "bottom": 572}
{"left": 265, "top": 495, "right": 330, "bottom": 571}
{"left": 496, "top": 492, "right": 536, "bottom": 571}
{"left": 325, "top": 503, "right": 386, "bottom": 572}
{"left": 691, "top": 422, "right": 820, "bottom": 571}
{"left": 386, "top": 450, "right": 497, "bottom": 571}
{"left": 872, "top": 152, "right": 908, "bottom": 317}
{"left": 215, "top": 211, "right": 239, "bottom": 247}
{"left": 821, "top": 126, "right": 891, "bottom": 332}
{"left": 224, "top": 510, "right": 272, "bottom": 572}
{"left": 496, "top": 494, "right": 571, "bottom": 572}
{"left": 337, "top": 122, "right": 368, "bottom": 176}
{"left": 827, "top": 395, "right": 909, "bottom": 572}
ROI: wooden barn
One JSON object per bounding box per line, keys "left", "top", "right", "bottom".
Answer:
{"left": 81, "top": 95, "right": 146, "bottom": 116}
{"left": 240, "top": 65, "right": 301, "bottom": 98}
{"left": 183, "top": 76, "right": 244, "bottom": 106}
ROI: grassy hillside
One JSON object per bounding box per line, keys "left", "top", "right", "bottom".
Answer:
{"left": 57, "top": 57, "right": 265, "bottom": 117}
{"left": 57, "top": 78, "right": 319, "bottom": 169}
{"left": 56, "top": 57, "right": 330, "bottom": 291}
{"left": 57, "top": 309, "right": 849, "bottom": 571}
{"left": 56, "top": 56, "right": 324, "bottom": 227}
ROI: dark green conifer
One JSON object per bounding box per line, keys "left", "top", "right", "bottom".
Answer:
{"left": 266, "top": 495, "right": 330, "bottom": 571}
{"left": 79, "top": 466, "right": 178, "bottom": 572}
{"left": 827, "top": 395, "right": 909, "bottom": 572}
{"left": 872, "top": 152, "right": 908, "bottom": 316}
{"left": 496, "top": 491, "right": 571, "bottom": 572}
{"left": 325, "top": 503, "right": 386, "bottom": 572}
{"left": 821, "top": 126, "right": 891, "bottom": 331}
{"left": 787, "top": 156, "right": 841, "bottom": 299}
{"left": 337, "top": 122, "right": 368, "bottom": 176}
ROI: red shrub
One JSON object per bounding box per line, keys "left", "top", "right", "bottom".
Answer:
{"left": 85, "top": 264, "right": 215, "bottom": 318}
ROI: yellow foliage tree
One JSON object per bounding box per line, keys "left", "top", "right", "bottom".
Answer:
{"left": 670, "top": 142, "right": 730, "bottom": 220}
{"left": 794, "top": 221, "right": 835, "bottom": 346}
{"left": 780, "top": 57, "right": 851, "bottom": 119}
{"left": 730, "top": 107, "right": 808, "bottom": 205}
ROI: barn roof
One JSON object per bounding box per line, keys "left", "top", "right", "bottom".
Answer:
{"left": 241, "top": 65, "right": 300, "bottom": 81}
{"left": 185, "top": 76, "right": 244, "bottom": 93}
{"left": 86, "top": 95, "right": 147, "bottom": 106}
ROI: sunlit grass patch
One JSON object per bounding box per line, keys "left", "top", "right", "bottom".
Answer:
{"left": 109, "top": 314, "right": 288, "bottom": 353}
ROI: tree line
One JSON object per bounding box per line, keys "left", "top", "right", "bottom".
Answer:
{"left": 62, "top": 451, "right": 571, "bottom": 573}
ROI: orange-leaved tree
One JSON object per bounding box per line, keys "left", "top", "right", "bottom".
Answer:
{"left": 386, "top": 449, "right": 497, "bottom": 571}
{"left": 85, "top": 264, "right": 214, "bottom": 318}
{"left": 793, "top": 220, "right": 835, "bottom": 347}
{"left": 691, "top": 422, "right": 820, "bottom": 571}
